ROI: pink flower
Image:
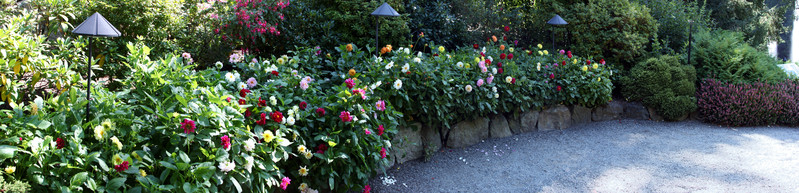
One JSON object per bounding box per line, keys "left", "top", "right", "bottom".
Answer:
{"left": 375, "top": 100, "right": 386, "bottom": 111}
{"left": 478, "top": 61, "right": 486, "bottom": 70}
{"left": 114, "top": 161, "right": 129, "bottom": 172}
{"left": 380, "top": 147, "right": 386, "bottom": 159}
{"left": 221, "top": 135, "right": 231, "bottom": 150}
{"left": 340, "top": 111, "right": 352, "bottom": 122}
{"left": 181, "top": 119, "right": 196, "bottom": 134}
{"left": 280, "top": 177, "right": 291, "bottom": 190}
{"left": 556, "top": 85, "right": 562, "bottom": 91}
{"left": 487, "top": 75, "right": 494, "bottom": 84}
{"left": 549, "top": 73, "right": 555, "bottom": 79}
{"left": 363, "top": 184, "right": 372, "bottom": 193}
{"left": 559, "top": 50, "right": 565, "bottom": 55}
{"left": 365, "top": 129, "right": 372, "bottom": 135}
{"left": 353, "top": 88, "right": 367, "bottom": 99}
{"left": 345, "top": 78, "right": 355, "bottom": 89}
{"left": 477, "top": 79, "right": 484, "bottom": 87}
{"left": 377, "top": 125, "right": 384, "bottom": 136}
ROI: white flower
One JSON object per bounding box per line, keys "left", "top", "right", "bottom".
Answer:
{"left": 482, "top": 47, "right": 486, "bottom": 53}
{"left": 404, "top": 48, "right": 410, "bottom": 54}
{"left": 215, "top": 61, "right": 223, "bottom": 68}
{"left": 385, "top": 61, "right": 394, "bottom": 69}
{"left": 265, "top": 106, "right": 273, "bottom": 112}
{"left": 287, "top": 116, "right": 296, "bottom": 126}
{"left": 465, "top": 85, "right": 473, "bottom": 93}
{"left": 393, "top": 79, "right": 403, "bottom": 90}
{"left": 492, "top": 68, "right": 497, "bottom": 74}
{"left": 492, "top": 86, "right": 497, "bottom": 93}
{"left": 505, "top": 76, "right": 513, "bottom": 83}
{"left": 291, "top": 70, "right": 299, "bottom": 77}
{"left": 110, "top": 136, "right": 123, "bottom": 150}
{"left": 270, "top": 96, "right": 277, "bottom": 105}
{"left": 218, "top": 161, "right": 235, "bottom": 173}
{"left": 370, "top": 81, "right": 382, "bottom": 90}
{"left": 456, "top": 62, "right": 464, "bottom": 68}
{"left": 233, "top": 72, "right": 241, "bottom": 81}
{"left": 384, "top": 140, "right": 391, "bottom": 148}
{"left": 244, "top": 156, "right": 254, "bottom": 173}
{"left": 536, "top": 62, "right": 541, "bottom": 71}
{"left": 243, "top": 139, "right": 256, "bottom": 152}
{"left": 225, "top": 72, "right": 236, "bottom": 82}
{"left": 417, "top": 51, "right": 423, "bottom": 57}
{"left": 303, "top": 151, "right": 313, "bottom": 159}
{"left": 293, "top": 105, "right": 299, "bottom": 113}
{"left": 487, "top": 56, "right": 493, "bottom": 62}
{"left": 29, "top": 137, "right": 44, "bottom": 154}
{"left": 401, "top": 63, "right": 410, "bottom": 73}
{"left": 276, "top": 138, "right": 292, "bottom": 147}
{"left": 248, "top": 62, "right": 257, "bottom": 70}
{"left": 447, "top": 54, "right": 451, "bottom": 59}
{"left": 288, "top": 109, "right": 295, "bottom": 117}
{"left": 237, "top": 82, "right": 247, "bottom": 90}
{"left": 375, "top": 57, "right": 383, "bottom": 63}
{"left": 262, "top": 60, "right": 271, "bottom": 66}
{"left": 413, "top": 57, "right": 421, "bottom": 63}
{"left": 495, "top": 93, "right": 500, "bottom": 98}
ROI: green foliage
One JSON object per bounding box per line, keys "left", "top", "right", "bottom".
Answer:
{"left": 563, "top": 0, "right": 658, "bottom": 69}
{"left": 0, "top": 176, "right": 31, "bottom": 193}
{"left": 622, "top": 55, "right": 697, "bottom": 121}
{"left": 700, "top": 0, "right": 791, "bottom": 48}
{"left": 634, "top": 0, "right": 711, "bottom": 54}
{"left": 303, "top": 0, "right": 411, "bottom": 52}
{"left": 691, "top": 30, "right": 786, "bottom": 83}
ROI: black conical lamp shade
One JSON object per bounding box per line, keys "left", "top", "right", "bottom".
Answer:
{"left": 371, "top": 3, "right": 400, "bottom": 17}
{"left": 72, "top": 13, "right": 121, "bottom": 37}
{"left": 547, "top": 14, "right": 568, "bottom": 25}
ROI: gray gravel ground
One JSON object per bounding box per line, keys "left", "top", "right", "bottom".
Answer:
{"left": 368, "top": 119, "right": 799, "bottom": 193}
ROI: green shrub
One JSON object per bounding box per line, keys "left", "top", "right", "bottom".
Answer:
{"left": 562, "top": 0, "right": 658, "bottom": 69}
{"left": 301, "top": 0, "right": 411, "bottom": 52}
{"left": 622, "top": 55, "right": 697, "bottom": 121}
{"left": 691, "top": 30, "right": 786, "bottom": 83}
{"left": 633, "top": 0, "right": 711, "bottom": 54}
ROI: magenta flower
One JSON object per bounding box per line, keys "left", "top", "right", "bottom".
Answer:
{"left": 365, "top": 129, "right": 372, "bottom": 135}
{"left": 299, "top": 101, "right": 308, "bottom": 110}
{"left": 280, "top": 177, "right": 291, "bottom": 190}
{"left": 316, "top": 107, "right": 326, "bottom": 116}
{"left": 380, "top": 147, "right": 387, "bottom": 159}
{"left": 363, "top": 184, "right": 371, "bottom": 193}
{"left": 487, "top": 75, "right": 494, "bottom": 84}
{"left": 340, "top": 111, "right": 352, "bottom": 122}
{"left": 221, "top": 135, "right": 231, "bottom": 150}
{"left": 377, "top": 125, "right": 384, "bottom": 136}
{"left": 345, "top": 78, "right": 355, "bottom": 89}
{"left": 375, "top": 100, "right": 386, "bottom": 111}
{"left": 114, "top": 161, "right": 129, "bottom": 172}
{"left": 477, "top": 79, "right": 484, "bottom": 87}
{"left": 559, "top": 49, "right": 565, "bottom": 55}
{"left": 181, "top": 119, "right": 196, "bottom": 134}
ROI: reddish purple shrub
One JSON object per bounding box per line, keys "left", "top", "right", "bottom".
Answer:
{"left": 698, "top": 79, "right": 799, "bottom": 126}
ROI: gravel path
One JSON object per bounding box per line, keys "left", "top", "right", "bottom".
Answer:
{"left": 368, "top": 120, "right": 799, "bottom": 192}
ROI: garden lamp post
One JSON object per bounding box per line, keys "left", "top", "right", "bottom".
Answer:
{"left": 371, "top": 2, "right": 400, "bottom": 55}
{"left": 71, "top": 12, "right": 121, "bottom": 124}
{"left": 687, "top": 20, "right": 694, "bottom": 65}
{"left": 547, "top": 14, "right": 568, "bottom": 50}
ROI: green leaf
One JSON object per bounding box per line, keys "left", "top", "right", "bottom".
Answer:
{"left": 38, "top": 120, "right": 51, "bottom": 129}
{"left": 160, "top": 161, "right": 178, "bottom": 170}
{"left": 179, "top": 151, "right": 190, "bottom": 163}
{"left": 230, "top": 177, "right": 242, "bottom": 193}
{"left": 0, "top": 145, "right": 17, "bottom": 160}
{"left": 70, "top": 172, "right": 88, "bottom": 188}
{"left": 182, "top": 182, "right": 193, "bottom": 193}
{"left": 107, "top": 177, "right": 126, "bottom": 190}
{"left": 329, "top": 177, "right": 334, "bottom": 190}
{"left": 86, "top": 178, "right": 97, "bottom": 191}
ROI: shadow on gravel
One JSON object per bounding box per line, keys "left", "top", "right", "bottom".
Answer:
{"left": 369, "top": 120, "right": 799, "bottom": 193}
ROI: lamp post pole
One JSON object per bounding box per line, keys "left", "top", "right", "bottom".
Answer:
{"left": 371, "top": 2, "right": 400, "bottom": 56}
{"left": 687, "top": 20, "right": 693, "bottom": 65}
{"left": 376, "top": 17, "right": 379, "bottom": 55}
{"left": 547, "top": 14, "right": 568, "bottom": 50}
{"left": 86, "top": 37, "right": 92, "bottom": 123}
{"left": 72, "top": 12, "right": 120, "bottom": 126}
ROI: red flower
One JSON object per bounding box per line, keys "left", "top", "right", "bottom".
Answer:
{"left": 114, "top": 161, "right": 129, "bottom": 172}
{"left": 271, "top": 70, "right": 279, "bottom": 76}
{"left": 339, "top": 111, "right": 352, "bottom": 122}
{"left": 503, "top": 36, "right": 507, "bottom": 41}
{"left": 238, "top": 99, "right": 246, "bottom": 105}
{"left": 299, "top": 101, "right": 307, "bottom": 110}
{"left": 504, "top": 26, "right": 510, "bottom": 32}
{"left": 485, "top": 59, "right": 491, "bottom": 66}
{"left": 226, "top": 97, "right": 231, "bottom": 102}
{"left": 257, "top": 113, "right": 267, "bottom": 125}
{"left": 600, "top": 59, "right": 605, "bottom": 65}
{"left": 528, "top": 50, "right": 533, "bottom": 55}
{"left": 511, "top": 78, "right": 516, "bottom": 84}
{"left": 316, "top": 143, "right": 328, "bottom": 154}
{"left": 380, "top": 147, "right": 387, "bottom": 159}
{"left": 433, "top": 53, "right": 439, "bottom": 57}
{"left": 500, "top": 53, "right": 506, "bottom": 60}
{"left": 181, "top": 118, "right": 196, "bottom": 134}
{"left": 587, "top": 60, "right": 591, "bottom": 65}
{"left": 258, "top": 97, "right": 267, "bottom": 107}
{"left": 377, "top": 125, "right": 385, "bottom": 136}
{"left": 239, "top": 89, "right": 251, "bottom": 98}
{"left": 508, "top": 54, "right": 513, "bottom": 59}
{"left": 245, "top": 108, "right": 252, "bottom": 118}
{"left": 406, "top": 71, "right": 411, "bottom": 75}
{"left": 498, "top": 62, "right": 502, "bottom": 67}
{"left": 567, "top": 51, "right": 572, "bottom": 59}
{"left": 561, "top": 61, "right": 566, "bottom": 66}
{"left": 221, "top": 135, "right": 231, "bottom": 150}
{"left": 363, "top": 184, "right": 372, "bottom": 193}
{"left": 556, "top": 85, "right": 562, "bottom": 91}
{"left": 316, "top": 107, "right": 326, "bottom": 116}
{"left": 473, "top": 44, "right": 479, "bottom": 49}
{"left": 270, "top": 111, "right": 284, "bottom": 123}
{"left": 56, "top": 138, "right": 66, "bottom": 149}
{"left": 498, "top": 68, "right": 504, "bottom": 74}
{"left": 480, "top": 52, "right": 486, "bottom": 57}
{"left": 549, "top": 73, "right": 555, "bottom": 79}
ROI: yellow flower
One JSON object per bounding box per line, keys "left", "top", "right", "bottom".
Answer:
{"left": 297, "top": 145, "right": 307, "bottom": 153}
{"left": 537, "top": 44, "right": 543, "bottom": 49}
{"left": 93, "top": 126, "right": 105, "bottom": 141}
{"left": 110, "top": 136, "right": 123, "bottom": 150}
{"left": 139, "top": 169, "right": 147, "bottom": 177}
{"left": 101, "top": 119, "right": 115, "bottom": 130}
{"left": 536, "top": 63, "right": 541, "bottom": 71}
{"left": 474, "top": 57, "right": 480, "bottom": 63}
{"left": 277, "top": 58, "right": 285, "bottom": 65}
{"left": 509, "top": 47, "right": 514, "bottom": 52}
{"left": 593, "top": 63, "right": 599, "bottom": 69}
{"left": 573, "top": 59, "right": 578, "bottom": 64}
{"left": 464, "top": 63, "right": 471, "bottom": 69}
{"left": 438, "top": 46, "right": 445, "bottom": 53}
{"left": 298, "top": 166, "right": 309, "bottom": 176}
{"left": 299, "top": 183, "right": 309, "bottom": 191}
{"left": 582, "top": 66, "right": 588, "bottom": 72}
{"left": 598, "top": 77, "right": 602, "bottom": 82}
{"left": 5, "top": 166, "right": 15, "bottom": 174}
{"left": 538, "top": 51, "right": 543, "bottom": 55}
{"left": 303, "top": 151, "right": 313, "bottom": 159}
{"left": 112, "top": 154, "right": 123, "bottom": 165}
{"left": 346, "top": 44, "right": 353, "bottom": 52}
{"left": 543, "top": 50, "right": 548, "bottom": 55}
{"left": 328, "top": 141, "right": 337, "bottom": 147}
{"left": 132, "top": 151, "right": 142, "bottom": 162}
{"left": 262, "top": 130, "right": 275, "bottom": 143}
{"left": 348, "top": 69, "right": 356, "bottom": 76}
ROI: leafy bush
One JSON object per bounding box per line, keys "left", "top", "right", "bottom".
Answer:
{"left": 562, "top": 0, "right": 658, "bottom": 69}
{"left": 698, "top": 79, "right": 799, "bottom": 126}
{"left": 633, "top": 0, "right": 711, "bottom": 54}
{"left": 210, "top": 0, "right": 288, "bottom": 54}
{"left": 691, "top": 30, "right": 786, "bottom": 83}
{"left": 622, "top": 55, "right": 696, "bottom": 121}
{"left": 300, "top": 0, "right": 411, "bottom": 52}
{"left": 702, "top": 0, "right": 791, "bottom": 48}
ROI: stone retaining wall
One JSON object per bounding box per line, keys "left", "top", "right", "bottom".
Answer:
{"left": 385, "top": 100, "right": 694, "bottom": 166}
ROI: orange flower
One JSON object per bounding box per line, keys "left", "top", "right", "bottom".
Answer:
{"left": 492, "top": 36, "right": 497, "bottom": 42}
{"left": 348, "top": 69, "right": 356, "bottom": 76}
{"left": 380, "top": 47, "right": 388, "bottom": 54}
{"left": 386, "top": 45, "right": 393, "bottom": 51}
{"left": 409, "top": 44, "right": 414, "bottom": 48}
{"left": 500, "top": 45, "right": 505, "bottom": 51}
{"left": 346, "top": 44, "right": 353, "bottom": 52}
